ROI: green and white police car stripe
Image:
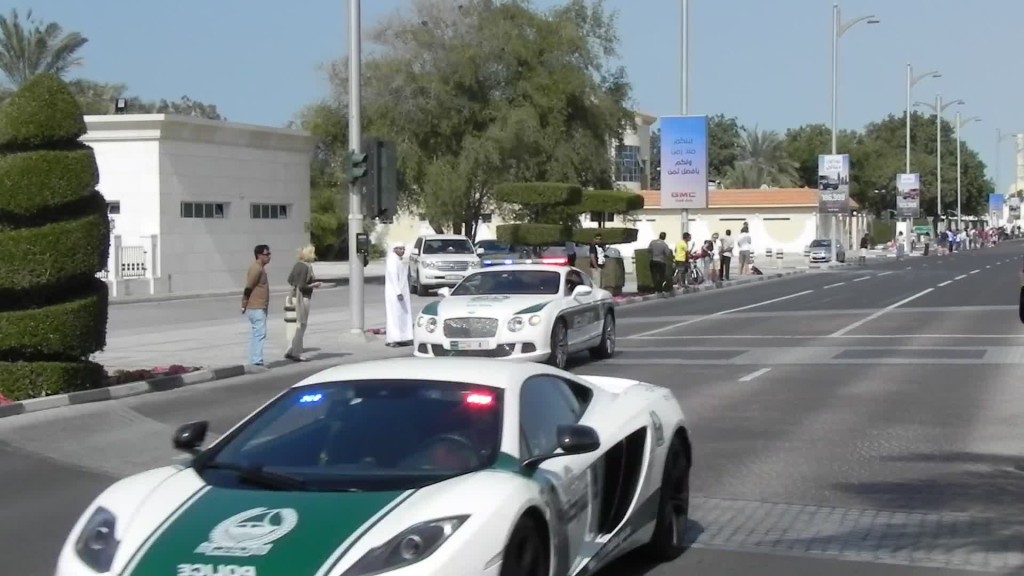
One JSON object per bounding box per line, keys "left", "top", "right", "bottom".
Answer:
{"left": 121, "top": 486, "right": 416, "bottom": 576}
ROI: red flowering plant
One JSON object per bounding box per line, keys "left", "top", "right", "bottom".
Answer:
{"left": 104, "top": 365, "right": 202, "bottom": 386}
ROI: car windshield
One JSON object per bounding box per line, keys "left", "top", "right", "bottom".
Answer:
{"left": 810, "top": 240, "right": 831, "bottom": 247}
{"left": 451, "top": 270, "right": 562, "bottom": 296}
{"left": 476, "top": 240, "right": 511, "bottom": 253}
{"left": 423, "top": 239, "right": 475, "bottom": 255}
{"left": 196, "top": 379, "right": 503, "bottom": 492}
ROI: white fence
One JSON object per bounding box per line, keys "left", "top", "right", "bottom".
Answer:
{"left": 98, "top": 235, "right": 159, "bottom": 294}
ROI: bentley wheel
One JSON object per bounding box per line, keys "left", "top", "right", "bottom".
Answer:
{"left": 548, "top": 320, "right": 569, "bottom": 370}
{"left": 643, "top": 433, "right": 691, "bottom": 561}
{"left": 589, "top": 312, "right": 616, "bottom": 360}
{"left": 499, "top": 515, "right": 549, "bottom": 576}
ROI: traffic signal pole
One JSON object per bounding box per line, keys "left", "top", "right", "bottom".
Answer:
{"left": 346, "top": 0, "right": 367, "bottom": 338}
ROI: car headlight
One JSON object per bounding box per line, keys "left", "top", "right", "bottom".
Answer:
{"left": 75, "top": 506, "right": 119, "bottom": 573}
{"left": 528, "top": 315, "right": 542, "bottom": 326}
{"left": 507, "top": 317, "right": 525, "bottom": 332}
{"left": 422, "top": 260, "right": 437, "bottom": 269}
{"left": 425, "top": 317, "right": 438, "bottom": 333}
{"left": 468, "top": 260, "right": 482, "bottom": 268}
{"left": 417, "top": 315, "right": 426, "bottom": 327}
{"left": 342, "top": 516, "right": 468, "bottom": 576}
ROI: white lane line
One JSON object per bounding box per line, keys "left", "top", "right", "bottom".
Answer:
{"left": 824, "top": 282, "right": 845, "bottom": 289}
{"left": 905, "top": 266, "right": 912, "bottom": 269}
{"left": 955, "top": 274, "right": 968, "bottom": 280}
{"left": 970, "top": 269, "right": 980, "bottom": 274}
{"left": 986, "top": 265, "right": 992, "bottom": 269}
{"left": 853, "top": 276, "right": 871, "bottom": 282}
{"left": 828, "top": 288, "right": 935, "bottom": 338}
{"left": 878, "top": 271, "right": 894, "bottom": 276}
{"left": 628, "top": 334, "right": 1024, "bottom": 340}
{"left": 739, "top": 368, "right": 772, "bottom": 382}
{"left": 938, "top": 280, "right": 952, "bottom": 287}
{"left": 628, "top": 290, "right": 816, "bottom": 338}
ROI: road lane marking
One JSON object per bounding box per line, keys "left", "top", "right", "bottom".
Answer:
{"left": 628, "top": 290, "right": 816, "bottom": 338}
{"left": 824, "top": 282, "right": 845, "bottom": 289}
{"left": 627, "top": 334, "right": 1024, "bottom": 339}
{"left": 970, "top": 269, "right": 980, "bottom": 274}
{"left": 738, "top": 368, "right": 771, "bottom": 382}
{"left": 877, "top": 271, "right": 894, "bottom": 276}
{"left": 955, "top": 274, "right": 967, "bottom": 280}
{"left": 905, "top": 266, "right": 912, "bottom": 269}
{"left": 853, "top": 276, "right": 871, "bottom": 282}
{"left": 986, "top": 265, "right": 991, "bottom": 269}
{"left": 827, "top": 288, "right": 935, "bottom": 338}
{"left": 938, "top": 280, "right": 952, "bottom": 286}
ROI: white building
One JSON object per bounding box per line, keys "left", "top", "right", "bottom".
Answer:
{"left": 83, "top": 114, "right": 316, "bottom": 296}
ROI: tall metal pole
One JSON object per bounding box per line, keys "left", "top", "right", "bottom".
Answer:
{"left": 347, "top": 0, "right": 365, "bottom": 335}
{"left": 936, "top": 93, "right": 942, "bottom": 234}
{"left": 679, "top": 0, "right": 689, "bottom": 237}
{"left": 829, "top": 4, "right": 839, "bottom": 263}
{"left": 905, "top": 64, "right": 912, "bottom": 172}
{"left": 996, "top": 128, "right": 1002, "bottom": 198}
{"left": 956, "top": 111, "right": 962, "bottom": 230}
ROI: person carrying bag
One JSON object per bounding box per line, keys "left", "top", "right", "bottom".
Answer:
{"left": 284, "top": 244, "right": 322, "bottom": 361}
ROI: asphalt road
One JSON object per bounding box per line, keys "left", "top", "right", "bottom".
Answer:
{"left": 3, "top": 243, "right": 1024, "bottom": 576}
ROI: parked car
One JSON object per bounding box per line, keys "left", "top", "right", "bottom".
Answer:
{"left": 807, "top": 238, "right": 845, "bottom": 263}
{"left": 408, "top": 234, "right": 482, "bottom": 296}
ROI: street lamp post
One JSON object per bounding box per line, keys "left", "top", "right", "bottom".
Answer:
{"left": 955, "top": 112, "right": 981, "bottom": 230}
{"left": 679, "top": 0, "right": 690, "bottom": 237}
{"left": 915, "top": 95, "right": 963, "bottom": 237}
{"left": 830, "top": 3, "right": 879, "bottom": 263}
{"left": 904, "top": 63, "right": 940, "bottom": 252}
{"left": 347, "top": 0, "right": 366, "bottom": 336}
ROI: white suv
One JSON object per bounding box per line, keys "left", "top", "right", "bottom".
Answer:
{"left": 408, "top": 234, "right": 482, "bottom": 296}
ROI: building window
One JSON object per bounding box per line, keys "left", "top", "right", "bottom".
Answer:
{"left": 615, "top": 144, "right": 642, "bottom": 183}
{"left": 181, "top": 202, "right": 226, "bottom": 219}
{"left": 106, "top": 201, "right": 121, "bottom": 215}
{"left": 250, "top": 203, "right": 289, "bottom": 219}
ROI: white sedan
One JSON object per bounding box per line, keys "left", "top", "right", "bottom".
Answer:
{"left": 55, "top": 357, "right": 691, "bottom": 576}
{"left": 413, "top": 260, "right": 617, "bottom": 369}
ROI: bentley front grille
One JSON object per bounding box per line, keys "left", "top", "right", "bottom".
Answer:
{"left": 443, "top": 317, "right": 499, "bottom": 338}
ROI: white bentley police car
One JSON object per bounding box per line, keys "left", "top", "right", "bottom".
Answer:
{"left": 413, "top": 256, "right": 617, "bottom": 369}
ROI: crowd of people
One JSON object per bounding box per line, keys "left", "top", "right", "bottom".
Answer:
{"left": 645, "top": 223, "right": 755, "bottom": 292}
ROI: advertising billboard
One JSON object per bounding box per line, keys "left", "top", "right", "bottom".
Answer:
{"left": 895, "top": 173, "right": 920, "bottom": 218}
{"left": 817, "top": 154, "right": 850, "bottom": 214}
{"left": 659, "top": 115, "right": 709, "bottom": 210}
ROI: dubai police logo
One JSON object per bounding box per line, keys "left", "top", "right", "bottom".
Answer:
{"left": 195, "top": 507, "right": 299, "bottom": 557}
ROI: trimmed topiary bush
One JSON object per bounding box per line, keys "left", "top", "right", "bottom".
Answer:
{"left": 632, "top": 249, "right": 655, "bottom": 294}
{"left": 0, "top": 74, "right": 111, "bottom": 401}
{"left": 577, "top": 189, "right": 645, "bottom": 214}
{"left": 494, "top": 182, "right": 583, "bottom": 206}
{"left": 572, "top": 227, "right": 639, "bottom": 245}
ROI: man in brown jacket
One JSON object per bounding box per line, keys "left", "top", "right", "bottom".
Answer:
{"left": 242, "top": 244, "right": 271, "bottom": 367}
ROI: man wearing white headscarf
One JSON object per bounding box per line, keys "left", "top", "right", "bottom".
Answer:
{"left": 384, "top": 242, "right": 414, "bottom": 347}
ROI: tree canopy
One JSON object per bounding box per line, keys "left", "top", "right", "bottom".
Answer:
{"left": 303, "top": 0, "right": 633, "bottom": 242}
{"left": 650, "top": 112, "right": 992, "bottom": 218}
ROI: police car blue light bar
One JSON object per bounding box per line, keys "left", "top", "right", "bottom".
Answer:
{"left": 481, "top": 257, "right": 569, "bottom": 267}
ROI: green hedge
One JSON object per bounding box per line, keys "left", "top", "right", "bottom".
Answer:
{"left": 633, "top": 249, "right": 655, "bottom": 294}
{"left": 494, "top": 182, "right": 583, "bottom": 206}
{"left": 496, "top": 223, "right": 572, "bottom": 246}
{"left": 572, "top": 227, "right": 639, "bottom": 245}
{"left": 0, "top": 360, "right": 106, "bottom": 401}
{"left": 0, "top": 279, "right": 108, "bottom": 359}
{"left": 0, "top": 148, "right": 99, "bottom": 217}
{"left": 0, "top": 210, "right": 110, "bottom": 292}
{"left": 0, "top": 74, "right": 87, "bottom": 151}
{"left": 577, "top": 190, "right": 645, "bottom": 214}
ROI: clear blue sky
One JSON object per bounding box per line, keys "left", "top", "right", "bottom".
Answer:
{"left": 23, "top": 0, "right": 1022, "bottom": 192}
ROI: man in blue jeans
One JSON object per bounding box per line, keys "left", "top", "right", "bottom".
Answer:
{"left": 242, "top": 244, "right": 272, "bottom": 367}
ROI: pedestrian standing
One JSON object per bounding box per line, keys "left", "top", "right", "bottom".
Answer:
{"left": 242, "top": 244, "right": 271, "bottom": 368}
{"left": 589, "top": 234, "right": 606, "bottom": 287}
{"left": 384, "top": 242, "right": 414, "bottom": 347}
{"left": 719, "top": 229, "right": 735, "bottom": 281}
{"left": 284, "top": 244, "right": 322, "bottom": 362}
{"left": 737, "top": 224, "right": 752, "bottom": 275}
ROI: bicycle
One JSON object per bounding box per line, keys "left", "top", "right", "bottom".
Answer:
{"left": 672, "top": 253, "right": 705, "bottom": 288}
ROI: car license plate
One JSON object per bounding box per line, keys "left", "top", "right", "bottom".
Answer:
{"left": 450, "top": 340, "right": 489, "bottom": 350}
{"left": 445, "top": 274, "right": 463, "bottom": 281}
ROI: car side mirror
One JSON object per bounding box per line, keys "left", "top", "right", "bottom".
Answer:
{"left": 572, "top": 285, "right": 593, "bottom": 298}
{"left": 476, "top": 247, "right": 485, "bottom": 255}
{"left": 437, "top": 287, "right": 451, "bottom": 298}
{"left": 410, "top": 248, "right": 419, "bottom": 256}
{"left": 173, "top": 421, "right": 208, "bottom": 455}
{"left": 523, "top": 424, "right": 601, "bottom": 469}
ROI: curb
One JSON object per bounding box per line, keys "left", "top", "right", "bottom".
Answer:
{"left": 0, "top": 262, "right": 837, "bottom": 420}
{"left": 108, "top": 274, "right": 386, "bottom": 306}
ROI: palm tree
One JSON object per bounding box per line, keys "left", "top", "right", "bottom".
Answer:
{"left": 0, "top": 9, "right": 88, "bottom": 88}
{"left": 723, "top": 126, "right": 800, "bottom": 189}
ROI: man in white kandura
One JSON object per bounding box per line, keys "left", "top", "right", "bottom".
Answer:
{"left": 384, "top": 242, "right": 414, "bottom": 347}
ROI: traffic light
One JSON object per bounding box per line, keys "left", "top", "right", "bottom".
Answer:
{"left": 346, "top": 150, "right": 368, "bottom": 184}
{"left": 363, "top": 138, "right": 398, "bottom": 221}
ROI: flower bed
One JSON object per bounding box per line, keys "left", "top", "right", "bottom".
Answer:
{"left": 105, "top": 364, "right": 202, "bottom": 386}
